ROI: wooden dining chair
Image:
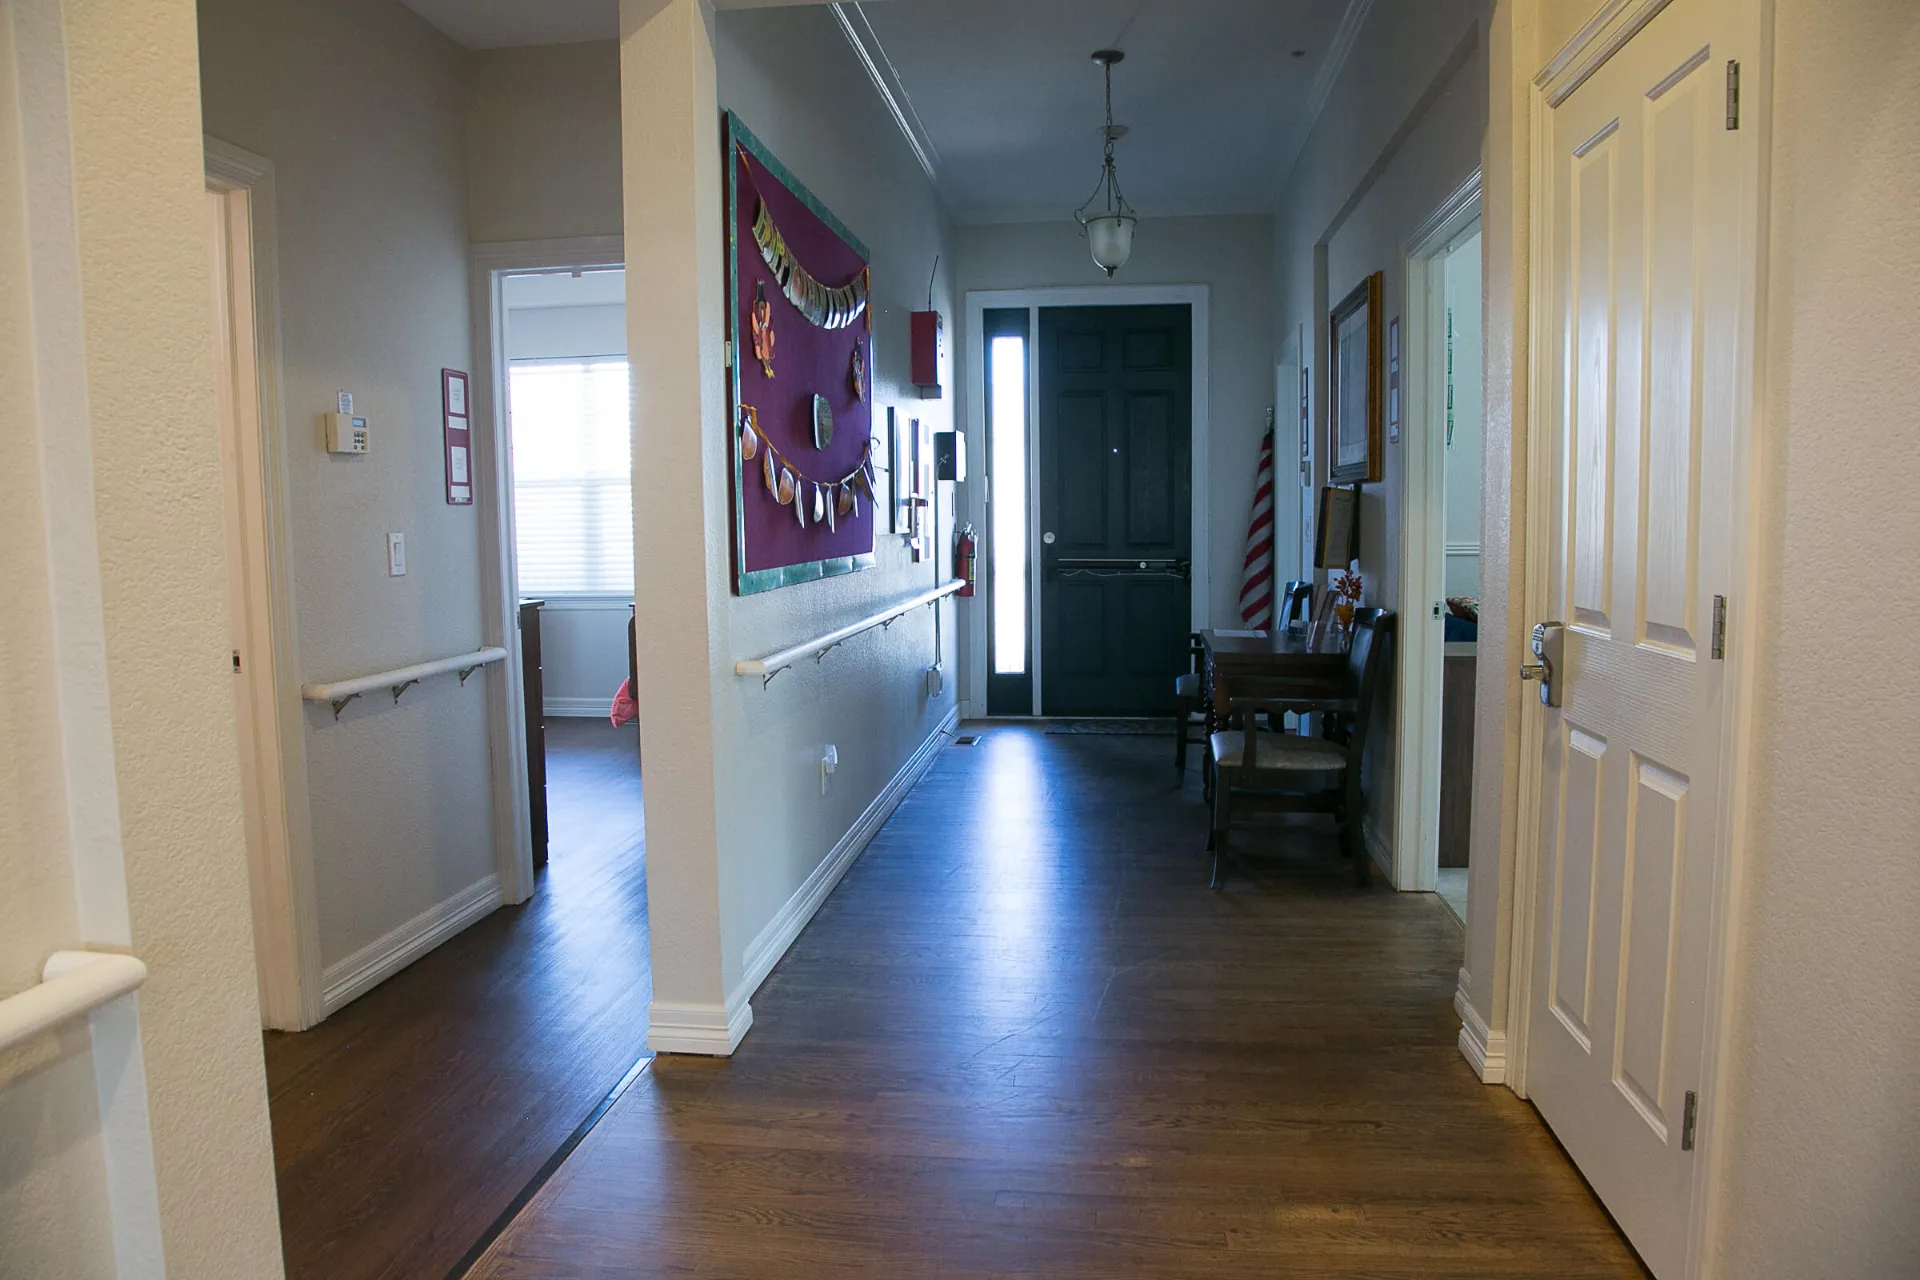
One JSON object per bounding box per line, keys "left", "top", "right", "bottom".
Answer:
{"left": 1206, "top": 608, "right": 1396, "bottom": 890}
{"left": 1172, "top": 632, "right": 1210, "bottom": 796}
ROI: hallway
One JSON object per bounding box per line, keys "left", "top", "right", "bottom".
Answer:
{"left": 472, "top": 727, "right": 1645, "bottom": 1277}
{"left": 265, "top": 719, "right": 649, "bottom": 1280}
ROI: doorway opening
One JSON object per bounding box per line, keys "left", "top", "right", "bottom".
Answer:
{"left": 499, "top": 267, "right": 644, "bottom": 883}
{"left": 207, "top": 141, "right": 320, "bottom": 1033}
{"left": 1394, "top": 178, "right": 1482, "bottom": 911}
{"left": 964, "top": 286, "right": 1212, "bottom": 722}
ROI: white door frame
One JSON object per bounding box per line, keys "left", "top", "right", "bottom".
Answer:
{"left": 1391, "top": 173, "right": 1481, "bottom": 894}
{"left": 206, "top": 137, "right": 322, "bottom": 1030}
{"left": 469, "top": 236, "right": 625, "bottom": 906}
{"left": 1498, "top": 3, "right": 1769, "bottom": 1272}
{"left": 962, "top": 284, "right": 1211, "bottom": 717}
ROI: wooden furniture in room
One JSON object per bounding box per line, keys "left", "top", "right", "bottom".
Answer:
{"left": 1279, "top": 579, "right": 1315, "bottom": 634}
{"left": 1198, "top": 627, "right": 1346, "bottom": 731}
{"left": 1438, "top": 641, "right": 1477, "bottom": 868}
{"left": 519, "top": 599, "right": 548, "bottom": 869}
{"left": 1172, "top": 632, "right": 1209, "bottom": 779}
{"left": 1206, "top": 609, "right": 1397, "bottom": 889}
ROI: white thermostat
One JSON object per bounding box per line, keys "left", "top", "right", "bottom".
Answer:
{"left": 324, "top": 412, "right": 369, "bottom": 454}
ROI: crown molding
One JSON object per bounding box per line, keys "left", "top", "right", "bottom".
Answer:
{"left": 829, "top": 2, "right": 947, "bottom": 198}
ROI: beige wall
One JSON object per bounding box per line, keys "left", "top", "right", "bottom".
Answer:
{"left": 0, "top": 3, "right": 121, "bottom": 1271}
{"left": 2, "top": 0, "right": 286, "bottom": 1272}
{"left": 1715, "top": 2, "right": 1920, "bottom": 1273}
{"left": 954, "top": 215, "right": 1277, "bottom": 633}
{"left": 468, "top": 40, "right": 623, "bottom": 244}
{"left": 198, "top": 0, "right": 497, "bottom": 978}
{"left": 1474, "top": 0, "right": 1920, "bottom": 1271}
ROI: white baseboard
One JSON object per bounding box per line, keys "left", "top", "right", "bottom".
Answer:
{"left": 321, "top": 874, "right": 502, "bottom": 1015}
{"left": 648, "top": 995, "right": 753, "bottom": 1056}
{"left": 734, "top": 704, "right": 959, "bottom": 1005}
{"left": 1455, "top": 978, "right": 1509, "bottom": 1084}
{"left": 542, "top": 696, "right": 609, "bottom": 718}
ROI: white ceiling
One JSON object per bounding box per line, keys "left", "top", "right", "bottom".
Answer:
{"left": 857, "top": 0, "right": 1349, "bottom": 222}
{"left": 405, "top": 0, "right": 1354, "bottom": 222}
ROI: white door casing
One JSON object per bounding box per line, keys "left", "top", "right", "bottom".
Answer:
{"left": 1524, "top": 2, "right": 1759, "bottom": 1276}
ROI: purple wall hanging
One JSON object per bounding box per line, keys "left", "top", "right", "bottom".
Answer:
{"left": 726, "top": 112, "right": 876, "bottom": 595}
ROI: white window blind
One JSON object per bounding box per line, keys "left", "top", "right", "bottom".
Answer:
{"left": 509, "top": 358, "right": 635, "bottom": 596}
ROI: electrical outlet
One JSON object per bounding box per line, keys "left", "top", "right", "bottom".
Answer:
{"left": 926, "top": 665, "right": 944, "bottom": 697}
{"left": 820, "top": 744, "right": 838, "bottom": 795}
{"left": 387, "top": 532, "right": 407, "bottom": 577}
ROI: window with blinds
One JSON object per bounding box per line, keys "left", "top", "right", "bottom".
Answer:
{"left": 508, "top": 358, "right": 635, "bottom": 597}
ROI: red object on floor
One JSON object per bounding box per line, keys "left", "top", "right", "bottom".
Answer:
{"left": 609, "top": 678, "right": 637, "bottom": 728}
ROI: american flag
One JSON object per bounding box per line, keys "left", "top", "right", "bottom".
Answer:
{"left": 1238, "top": 424, "right": 1276, "bottom": 628}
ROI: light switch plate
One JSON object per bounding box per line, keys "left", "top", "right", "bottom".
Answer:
{"left": 387, "top": 532, "right": 406, "bottom": 577}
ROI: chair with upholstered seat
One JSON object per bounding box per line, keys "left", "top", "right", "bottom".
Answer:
{"left": 1206, "top": 608, "right": 1396, "bottom": 890}
{"left": 1172, "top": 632, "right": 1209, "bottom": 785}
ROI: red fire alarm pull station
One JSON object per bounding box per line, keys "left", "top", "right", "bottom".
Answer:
{"left": 911, "top": 255, "right": 943, "bottom": 398}
{"left": 910, "top": 310, "right": 943, "bottom": 398}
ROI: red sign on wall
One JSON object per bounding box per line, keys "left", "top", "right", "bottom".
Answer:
{"left": 442, "top": 368, "right": 472, "bottom": 506}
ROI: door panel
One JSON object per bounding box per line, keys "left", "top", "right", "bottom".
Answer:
{"left": 1038, "top": 305, "right": 1191, "bottom": 716}
{"left": 1527, "top": 3, "right": 1753, "bottom": 1275}
{"left": 1125, "top": 393, "right": 1176, "bottom": 545}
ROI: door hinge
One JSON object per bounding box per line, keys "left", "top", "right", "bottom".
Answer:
{"left": 232, "top": 649, "right": 242, "bottom": 673}
{"left": 1725, "top": 60, "right": 1741, "bottom": 129}
{"left": 1681, "top": 1090, "right": 1699, "bottom": 1151}
{"left": 1710, "top": 594, "right": 1727, "bottom": 660}
{"left": 724, "top": 339, "right": 734, "bottom": 369}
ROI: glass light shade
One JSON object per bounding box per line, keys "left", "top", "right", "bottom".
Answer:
{"left": 1085, "top": 212, "right": 1136, "bottom": 277}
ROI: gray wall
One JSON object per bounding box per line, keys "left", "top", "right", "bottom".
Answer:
{"left": 1271, "top": 0, "right": 1490, "bottom": 864}
{"left": 467, "top": 40, "right": 622, "bottom": 244}
{"left": 709, "top": 5, "right": 961, "bottom": 993}
{"left": 199, "top": 0, "right": 496, "bottom": 974}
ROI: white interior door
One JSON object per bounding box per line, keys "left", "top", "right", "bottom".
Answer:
{"left": 1527, "top": 2, "right": 1755, "bottom": 1276}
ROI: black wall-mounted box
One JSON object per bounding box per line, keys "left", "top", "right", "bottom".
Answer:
{"left": 934, "top": 429, "right": 965, "bottom": 482}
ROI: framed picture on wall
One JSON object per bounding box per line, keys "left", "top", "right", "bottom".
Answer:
{"left": 1298, "top": 365, "right": 1311, "bottom": 486}
{"left": 1314, "top": 483, "right": 1361, "bottom": 570}
{"left": 1387, "top": 315, "right": 1403, "bottom": 443}
{"left": 1329, "top": 271, "right": 1384, "bottom": 484}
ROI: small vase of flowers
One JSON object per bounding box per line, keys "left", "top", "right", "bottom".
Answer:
{"left": 1330, "top": 570, "right": 1364, "bottom": 649}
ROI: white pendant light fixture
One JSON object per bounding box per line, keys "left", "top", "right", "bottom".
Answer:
{"left": 1073, "top": 49, "right": 1137, "bottom": 278}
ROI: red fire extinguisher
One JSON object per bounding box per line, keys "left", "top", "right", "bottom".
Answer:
{"left": 954, "top": 522, "right": 977, "bottom": 597}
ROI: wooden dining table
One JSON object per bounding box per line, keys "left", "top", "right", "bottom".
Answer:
{"left": 1198, "top": 628, "right": 1348, "bottom": 737}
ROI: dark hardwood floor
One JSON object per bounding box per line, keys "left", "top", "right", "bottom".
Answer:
{"left": 266, "top": 717, "right": 649, "bottom": 1280}
{"left": 472, "top": 725, "right": 1647, "bottom": 1278}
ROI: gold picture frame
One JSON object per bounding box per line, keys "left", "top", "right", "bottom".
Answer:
{"left": 1329, "top": 271, "right": 1384, "bottom": 484}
